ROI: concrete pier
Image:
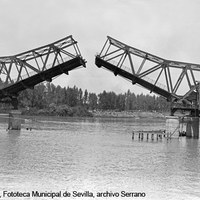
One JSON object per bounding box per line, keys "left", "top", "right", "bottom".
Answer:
{"left": 186, "top": 117, "right": 199, "bottom": 139}
{"left": 166, "top": 116, "right": 199, "bottom": 139}
{"left": 8, "top": 110, "right": 22, "bottom": 130}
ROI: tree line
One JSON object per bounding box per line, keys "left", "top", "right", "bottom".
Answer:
{"left": 16, "top": 82, "right": 170, "bottom": 113}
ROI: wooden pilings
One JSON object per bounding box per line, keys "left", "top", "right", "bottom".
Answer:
{"left": 132, "top": 131, "right": 134, "bottom": 140}
{"left": 132, "top": 131, "right": 167, "bottom": 141}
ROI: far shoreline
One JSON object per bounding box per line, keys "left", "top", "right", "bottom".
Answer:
{"left": 90, "top": 110, "right": 168, "bottom": 119}
{"left": 0, "top": 109, "right": 169, "bottom": 120}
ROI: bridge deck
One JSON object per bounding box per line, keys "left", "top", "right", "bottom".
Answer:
{"left": 95, "top": 56, "right": 172, "bottom": 101}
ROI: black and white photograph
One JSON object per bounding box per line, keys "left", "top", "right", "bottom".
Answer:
{"left": 0, "top": 0, "right": 200, "bottom": 199}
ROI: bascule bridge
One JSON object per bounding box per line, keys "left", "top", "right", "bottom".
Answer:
{"left": 0, "top": 35, "right": 86, "bottom": 129}
{"left": 95, "top": 36, "right": 200, "bottom": 138}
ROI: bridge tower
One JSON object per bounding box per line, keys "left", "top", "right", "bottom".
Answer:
{"left": 95, "top": 36, "right": 200, "bottom": 138}
{"left": 0, "top": 35, "right": 86, "bottom": 130}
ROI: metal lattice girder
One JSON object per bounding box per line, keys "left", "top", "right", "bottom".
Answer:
{"left": 0, "top": 35, "right": 86, "bottom": 100}
{"left": 96, "top": 36, "right": 200, "bottom": 102}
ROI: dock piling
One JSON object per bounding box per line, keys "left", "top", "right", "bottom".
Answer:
{"left": 132, "top": 131, "right": 134, "bottom": 140}
{"left": 151, "top": 134, "right": 154, "bottom": 140}
{"left": 132, "top": 130, "right": 166, "bottom": 141}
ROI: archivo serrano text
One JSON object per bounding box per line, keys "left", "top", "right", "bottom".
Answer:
{"left": 2, "top": 190, "right": 146, "bottom": 198}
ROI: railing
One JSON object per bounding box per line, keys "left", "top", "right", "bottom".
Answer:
{"left": 106, "top": 59, "right": 168, "bottom": 91}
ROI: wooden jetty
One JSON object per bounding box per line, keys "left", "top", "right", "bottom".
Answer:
{"left": 132, "top": 130, "right": 173, "bottom": 141}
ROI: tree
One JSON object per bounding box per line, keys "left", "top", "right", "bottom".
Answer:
{"left": 65, "top": 87, "right": 78, "bottom": 107}
{"left": 98, "top": 91, "right": 117, "bottom": 110}
{"left": 78, "top": 88, "right": 83, "bottom": 105}
{"left": 88, "top": 93, "right": 98, "bottom": 110}
{"left": 116, "top": 94, "right": 126, "bottom": 111}
{"left": 83, "top": 89, "right": 88, "bottom": 105}
{"left": 14, "top": 82, "right": 171, "bottom": 114}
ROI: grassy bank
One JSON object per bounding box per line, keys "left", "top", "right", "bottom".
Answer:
{"left": 1, "top": 106, "right": 168, "bottom": 119}
{"left": 21, "top": 105, "right": 93, "bottom": 117}
{"left": 91, "top": 110, "right": 168, "bottom": 118}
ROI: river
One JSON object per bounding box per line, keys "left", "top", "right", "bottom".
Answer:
{"left": 0, "top": 116, "right": 200, "bottom": 200}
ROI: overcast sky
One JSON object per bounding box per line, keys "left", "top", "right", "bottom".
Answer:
{"left": 1, "top": 0, "right": 200, "bottom": 95}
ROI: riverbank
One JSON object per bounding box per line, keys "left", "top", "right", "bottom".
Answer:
{"left": 21, "top": 105, "right": 93, "bottom": 117}
{"left": 0, "top": 107, "right": 168, "bottom": 119}
{"left": 91, "top": 110, "right": 168, "bottom": 118}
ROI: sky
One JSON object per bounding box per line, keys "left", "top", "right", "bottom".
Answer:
{"left": 1, "top": 0, "right": 200, "bottom": 95}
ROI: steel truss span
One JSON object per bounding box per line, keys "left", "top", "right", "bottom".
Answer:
{"left": 95, "top": 36, "right": 200, "bottom": 115}
{"left": 0, "top": 35, "right": 86, "bottom": 107}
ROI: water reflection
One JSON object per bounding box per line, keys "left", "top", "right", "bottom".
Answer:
{"left": 7, "top": 129, "right": 21, "bottom": 136}
{"left": 5, "top": 129, "right": 21, "bottom": 162}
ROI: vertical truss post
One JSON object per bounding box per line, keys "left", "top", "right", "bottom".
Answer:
{"left": 42, "top": 46, "right": 51, "bottom": 71}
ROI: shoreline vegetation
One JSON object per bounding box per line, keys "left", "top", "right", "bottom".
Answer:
{"left": 0, "top": 82, "right": 170, "bottom": 118}
{"left": 20, "top": 106, "right": 168, "bottom": 119}
{"left": 0, "top": 108, "right": 168, "bottom": 119}
{"left": 91, "top": 110, "right": 168, "bottom": 118}
{"left": 22, "top": 107, "right": 169, "bottom": 119}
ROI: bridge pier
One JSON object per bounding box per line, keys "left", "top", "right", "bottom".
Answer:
{"left": 166, "top": 116, "right": 199, "bottom": 139}
{"left": 8, "top": 110, "right": 22, "bottom": 130}
{"left": 186, "top": 117, "right": 199, "bottom": 139}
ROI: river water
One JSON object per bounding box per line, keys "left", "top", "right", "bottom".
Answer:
{"left": 0, "top": 116, "right": 200, "bottom": 200}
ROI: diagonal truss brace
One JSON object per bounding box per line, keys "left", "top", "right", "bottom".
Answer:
{"left": 96, "top": 36, "right": 200, "bottom": 104}
{"left": 0, "top": 35, "right": 86, "bottom": 104}
{"left": 0, "top": 35, "right": 85, "bottom": 86}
